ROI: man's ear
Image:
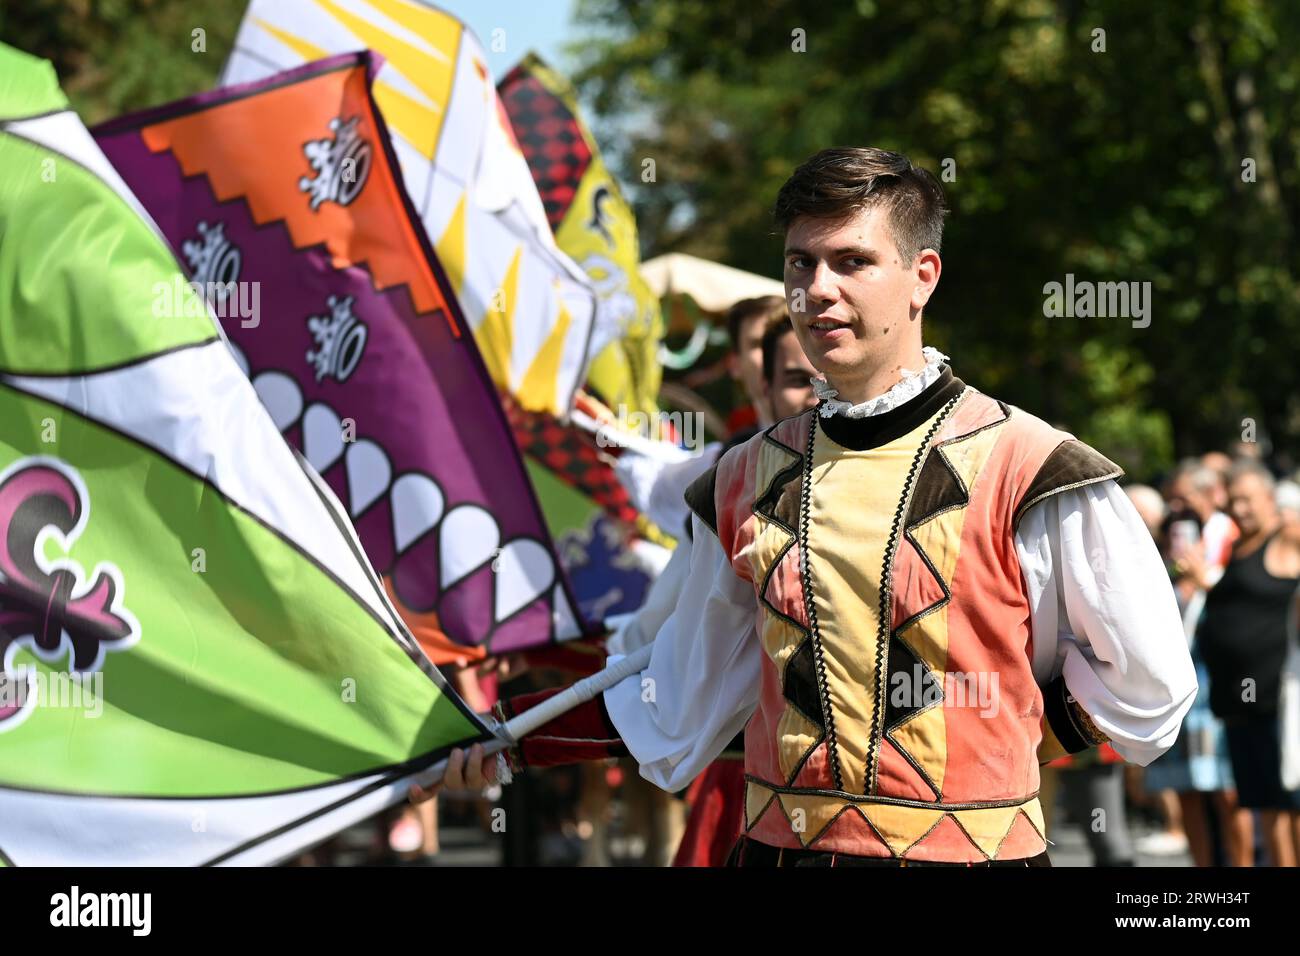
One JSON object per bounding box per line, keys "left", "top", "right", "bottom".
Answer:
{"left": 911, "top": 249, "right": 942, "bottom": 312}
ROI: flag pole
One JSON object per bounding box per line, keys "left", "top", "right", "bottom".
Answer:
{"left": 412, "top": 641, "right": 653, "bottom": 787}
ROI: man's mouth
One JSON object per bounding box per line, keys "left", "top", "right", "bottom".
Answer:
{"left": 808, "top": 318, "right": 851, "bottom": 335}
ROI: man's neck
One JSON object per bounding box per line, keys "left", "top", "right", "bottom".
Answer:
{"left": 824, "top": 344, "right": 929, "bottom": 406}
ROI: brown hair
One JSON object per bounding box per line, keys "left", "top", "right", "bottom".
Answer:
{"left": 760, "top": 309, "right": 796, "bottom": 384}
{"left": 724, "top": 294, "right": 786, "bottom": 354}
{"left": 774, "top": 147, "right": 948, "bottom": 263}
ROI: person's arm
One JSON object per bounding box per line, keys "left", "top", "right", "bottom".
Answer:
{"left": 605, "top": 531, "right": 694, "bottom": 657}
{"left": 1017, "top": 480, "right": 1198, "bottom": 766}
{"left": 422, "top": 509, "right": 760, "bottom": 799}
{"left": 601, "top": 512, "right": 761, "bottom": 790}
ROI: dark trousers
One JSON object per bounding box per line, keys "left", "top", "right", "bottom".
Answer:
{"left": 726, "top": 835, "right": 1052, "bottom": 867}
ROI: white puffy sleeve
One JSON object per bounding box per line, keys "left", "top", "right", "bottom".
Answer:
{"left": 1016, "top": 480, "right": 1198, "bottom": 766}
{"left": 602, "top": 513, "right": 761, "bottom": 790}
{"left": 605, "top": 533, "right": 693, "bottom": 657}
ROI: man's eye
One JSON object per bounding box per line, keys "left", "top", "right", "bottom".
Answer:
{"left": 844, "top": 257, "right": 868, "bottom": 269}
{"left": 788, "top": 257, "right": 811, "bottom": 269}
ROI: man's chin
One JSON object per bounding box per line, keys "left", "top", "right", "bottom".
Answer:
{"left": 815, "top": 350, "right": 859, "bottom": 376}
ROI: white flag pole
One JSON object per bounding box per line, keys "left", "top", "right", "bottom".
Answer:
{"left": 410, "top": 641, "right": 653, "bottom": 788}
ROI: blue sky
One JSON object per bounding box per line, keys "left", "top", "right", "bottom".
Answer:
{"left": 435, "top": 0, "right": 579, "bottom": 79}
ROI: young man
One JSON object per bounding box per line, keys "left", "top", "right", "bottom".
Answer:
{"left": 428, "top": 147, "right": 1197, "bottom": 866}
{"left": 613, "top": 294, "right": 787, "bottom": 539}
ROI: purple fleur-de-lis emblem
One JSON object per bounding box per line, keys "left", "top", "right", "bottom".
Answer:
{"left": 0, "top": 459, "right": 137, "bottom": 727}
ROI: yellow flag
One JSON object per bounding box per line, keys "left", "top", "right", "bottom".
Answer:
{"left": 499, "top": 53, "right": 664, "bottom": 419}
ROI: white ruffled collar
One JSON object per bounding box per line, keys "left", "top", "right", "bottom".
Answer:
{"left": 812, "top": 347, "right": 949, "bottom": 419}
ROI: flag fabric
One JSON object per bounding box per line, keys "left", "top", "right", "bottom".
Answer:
{"left": 504, "top": 393, "right": 645, "bottom": 532}
{"left": 0, "top": 43, "right": 491, "bottom": 866}
{"left": 494, "top": 55, "right": 681, "bottom": 623}
{"left": 499, "top": 53, "right": 664, "bottom": 419}
{"left": 94, "top": 52, "right": 589, "bottom": 660}
{"left": 220, "top": 0, "right": 614, "bottom": 417}
{"left": 504, "top": 392, "right": 680, "bottom": 627}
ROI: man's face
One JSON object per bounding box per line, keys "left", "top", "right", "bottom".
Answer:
{"left": 783, "top": 206, "right": 933, "bottom": 384}
{"left": 1201, "top": 453, "right": 1232, "bottom": 509}
{"left": 1126, "top": 491, "right": 1165, "bottom": 537}
{"left": 727, "top": 312, "right": 768, "bottom": 411}
{"left": 764, "top": 329, "right": 820, "bottom": 420}
{"left": 1167, "top": 475, "right": 1211, "bottom": 522}
{"left": 1228, "top": 473, "right": 1276, "bottom": 537}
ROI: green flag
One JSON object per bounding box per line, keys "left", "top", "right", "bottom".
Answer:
{"left": 0, "top": 43, "right": 488, "bottom": 866}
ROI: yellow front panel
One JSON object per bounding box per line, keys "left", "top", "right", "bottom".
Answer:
{"left": 803, "top": 419, "right": 934, "bottom": 793}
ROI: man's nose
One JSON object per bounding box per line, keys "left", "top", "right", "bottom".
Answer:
{"left": 806, "top": 261, "right": 838, "bottom": 304}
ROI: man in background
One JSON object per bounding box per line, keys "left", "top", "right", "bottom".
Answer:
{"left": 670, "top": 310, "right": 819, "bottom": 866}
{"left": 723, "top": 295, "right": 787, "bottom": 432}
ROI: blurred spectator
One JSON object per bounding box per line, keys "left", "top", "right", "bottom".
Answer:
{"left": 1277, "top": 479, "right": 1300, "bottom": 535}
{"left": 722, "top": 295, "right": 786, "bottom": 432}
{"left": 1202, "top": 451, "right": 1233, "bottom": 471}
{"left": 1126, "top": 484, "right": 1166, "bottom": 536}
{"left": 1201, "top": 452, "right": 1233, "bottom": 512}
{"left": 671, "top": 309, "right": 817, "bottom": 867}
{"left": 1140, "top": 464, "right": 1248, "bottom": 865}
{"left": 1196, "top": 461, "right": 1300, "bottom": 866}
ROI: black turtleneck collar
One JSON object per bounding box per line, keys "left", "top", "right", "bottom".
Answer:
{"left": 816, "top": 366, "right": 965, "bottom": 451}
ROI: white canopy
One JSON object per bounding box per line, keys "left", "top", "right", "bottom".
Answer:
{"left": 640, "top": 252, "right": 785, "bottom": 314}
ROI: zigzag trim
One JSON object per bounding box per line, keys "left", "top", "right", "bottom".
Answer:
{"left": 146, "top": 146, "right": 456, "bottom": 331}
{"left": 867, "top": 391, "right": 965, "bottom": 795}
{"left": 745, "top": 777, "right": 1042, "bottom": 860}
{"left": 882, "top": 393, "right": 1011, "bottom": 795}
{"left": 883, "top": 709, "right": 944, "bottom": 801}
{"left": 751, "top": 423, "right": 829, "bottom": 783}
{"left": 797, "top": 417, "right": 847, "bottom": 792}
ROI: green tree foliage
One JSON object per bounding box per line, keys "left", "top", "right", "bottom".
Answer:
{"left": 1, "top": 0, "right": 235, "bottom": 125}
{"left": 3, "top": 1, "right": 1295, "bottom": 476}
{"left": 572, "top": 0, "right": 1300, "bottom": 478}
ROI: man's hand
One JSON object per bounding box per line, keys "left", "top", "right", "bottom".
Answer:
{"left": 476, "top": 653, "right": 530, "bottom": 682}
{"left": 407, "top": 743, "right": 500, "bottom": 805}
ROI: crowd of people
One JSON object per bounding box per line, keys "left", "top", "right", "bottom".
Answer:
{"left": 1110, "top": 451, "right": 1300, "bottom": 866}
